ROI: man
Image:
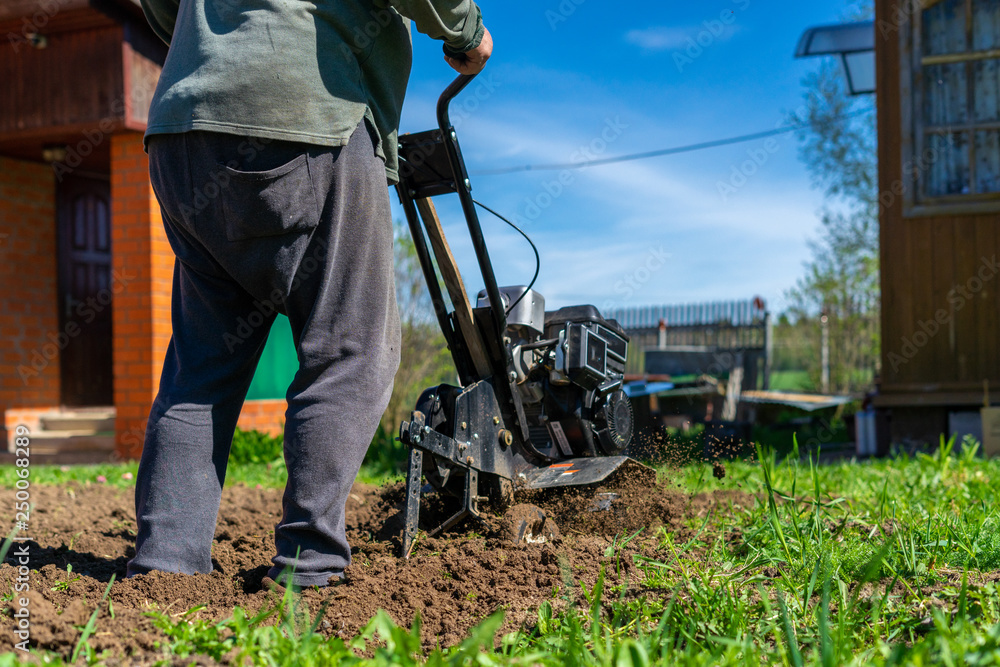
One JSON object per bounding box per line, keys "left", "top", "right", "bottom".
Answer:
{"left": 127, "top": 0, "right": 492, "bottom": 588}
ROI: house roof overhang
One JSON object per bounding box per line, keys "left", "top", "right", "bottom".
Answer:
{"left": 0, "top": 0, "right": 158, "bottom": 171}
{"left": 0, "top": 0, "right": 144, "bottom": 34}
{"left": 0, "top": 0, "right": 141, "bottom": 16}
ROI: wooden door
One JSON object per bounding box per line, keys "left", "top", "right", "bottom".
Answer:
{"left": 57, "top": 174, "right": 113, "bottom": 406}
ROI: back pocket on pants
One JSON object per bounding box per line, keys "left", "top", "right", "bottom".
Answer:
{"left": 220, "top": 154, "right": 320, "bottom": 241}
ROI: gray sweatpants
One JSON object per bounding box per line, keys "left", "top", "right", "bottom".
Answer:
{"left": 127, "top": 122, "right": 400, "bottom": 587}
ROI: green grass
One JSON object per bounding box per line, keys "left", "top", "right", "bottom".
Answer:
{"left": 769, "top": 370, "right": 815, "bottom": 392}
{"left": 221, "top": 425, "right": 407, "bottom": 485}
{"left": 13, "top": 435, "right": 1000, "bottom": 664}
{"left": 0, "top": 427, "right": 403, "bottom": 490}
{"left": 0, "top": 458, "right": 397, "bottom": 490}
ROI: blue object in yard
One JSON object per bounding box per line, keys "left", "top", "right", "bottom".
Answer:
{"left": 623, "top": 381, "right": 675, "bottom": 399}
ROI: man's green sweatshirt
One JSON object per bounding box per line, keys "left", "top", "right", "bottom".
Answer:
{"left": 139, "top": 0, "right": 484, "bottom": 183}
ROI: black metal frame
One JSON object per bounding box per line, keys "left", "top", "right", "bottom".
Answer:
{"left": 395, "top": 74, "right": 507, "bottom": 378}
{"left": 396, "top": 74, "right": 547, "bottom": 447}
{"left": 393, "top": 73, "right": 642, "bottom": 558}
{"left": 399, "top": 379, "right": 514, "bottom": 557}
{"left": 395, "top": 73, "right": 524, "bottom": 557}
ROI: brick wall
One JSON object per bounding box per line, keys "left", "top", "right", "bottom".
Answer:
{"left": 0, "top": 157, "right": 60, "bottom": 444}
{"left": 110, "top": 132, "right": 173, "bottom": 459}
{"left": 236, "top": 400, "right": 287, "bottom": 438}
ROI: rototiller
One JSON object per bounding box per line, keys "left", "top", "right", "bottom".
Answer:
{"left": 394, "top": 73, "right": 646, "bottom": 557}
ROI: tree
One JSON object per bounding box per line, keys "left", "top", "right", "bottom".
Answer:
{"left": 381, "top": 224, "right": 456, "bottom": 436}
{"left": 786, "top": 0, "right": 880, "bottom": 395}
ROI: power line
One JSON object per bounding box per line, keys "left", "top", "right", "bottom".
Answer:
{"left": 472, "top": 108, "right": 874, "bottom": 176}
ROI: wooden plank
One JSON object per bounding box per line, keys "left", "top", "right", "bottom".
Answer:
{"left": 887, "top": 221, "right": 918, "bottom": 387}
{"left": 887, "top": 380, "right": 995, "bottom": 392}
{"left": 0, "top": 25, "right": 124, "bottom": 140}
{"left": 925, "top": 121, "right": 1000, "bottom": 133}
{"left": 892, "top": 108, "right": 917, "bottom": 388}
{"left": 721, "top": 364, "right": 743, "bottom": 422}
{"left": 878, "top": 0, "right": 911, "bottom": 389}
{"left": 0, "top": 6, "right": 113, "bottom": 35}
{"left": 975, "top": 216, "right": 999, "bottom": 383}
{"left": 415, "top": 198, "right": 492, "bottom": 380}
{"left": 929, "top": 218, "right": 955, "bottom": 381}
{"left": 922, "top": 48, "right": 1000, "bottom": 66}
{"left": 903, "top": 218, "right": 932, "bottom": 386}
{"left": 952, "top": 216, "right": 979, "bottom": 382}
{"left": 874, "top": 390, "right": 989, "bottom": 407}
{"left": 0, "top": 0, "right": 89, "bottom": 23}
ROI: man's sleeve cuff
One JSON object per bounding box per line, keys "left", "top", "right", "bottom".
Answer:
{"left": 443, "top": 5, "right": 483, "bottom": 56}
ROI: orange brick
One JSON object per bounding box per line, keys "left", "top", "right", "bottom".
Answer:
{"left": 125, "top": 169, "right": 152, "bottom": 185}
{"left": 113, "top": 184, "right": 142, "bottom": 200}
{"left": 126, "top": 389, "right": 153, "bottom": 403}
{"left": 0, "top": 157, "right": 59, "bottom": 406}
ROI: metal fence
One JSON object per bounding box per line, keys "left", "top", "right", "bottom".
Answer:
{"left": 607, "top": 300, "right": 767, "bottom": 331}
{"left": 606, "top": 299, "right": 771, "bottom": 379}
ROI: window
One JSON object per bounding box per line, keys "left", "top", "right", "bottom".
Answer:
{"left": 904, "top": 0, "right": 1000, "bottom": 214}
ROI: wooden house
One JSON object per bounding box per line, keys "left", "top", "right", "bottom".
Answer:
{"left": 0, "top": 0, "right": 291, "bottom": 459}
{"left": 875, "top": 0, "right": 1000, "bottom": 445}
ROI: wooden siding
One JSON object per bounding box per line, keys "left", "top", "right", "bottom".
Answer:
{"left": 0, "top": 0, "right": 142, "bottom": 28}
{"left": 0, "top": 1, "right": 92, "bottom": 28}
{"left": 877, "top": 0, "right": 1000, "bottom": 409}
{"left": 0, "top": 24, "right": 126, "bottom": 141}
{"left": 0, "top": 3, "right": 164, "bottom": 166}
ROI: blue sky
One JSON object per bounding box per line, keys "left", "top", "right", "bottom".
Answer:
{"left": 390, "top": 0, "right": 865, "bottom": 316}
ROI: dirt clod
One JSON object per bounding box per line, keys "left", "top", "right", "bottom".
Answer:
{"left": 501, "top": 504, "right": 561, "bottom": 544}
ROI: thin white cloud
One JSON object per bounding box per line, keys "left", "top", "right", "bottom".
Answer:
{"left": 624, "top": 26, "right": 693, "bottom": 52}
{"left": 624, "top": 24, "right": 741, "bottom": 52}
{"left": 394, "top": 69, "right": 823, "bottom": 311}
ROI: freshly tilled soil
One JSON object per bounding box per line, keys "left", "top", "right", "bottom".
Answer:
{"left": 0, "top": 473, "right": 751, "bottom": 662}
